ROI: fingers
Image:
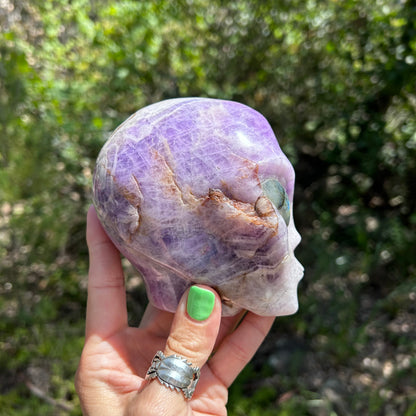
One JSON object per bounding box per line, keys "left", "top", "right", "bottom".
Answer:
{"left": 85, "top": 205, "right": 128, "bottom": 339}
{"left": 214, "top": 310, "right": 247, "bottom": 352}
{"left": 139, "top": 303, "right": 174, "bottom": 337}
{"left": 209, "top": 312, "right": 275, "bottom": 387}
{"left": 137, "top": 286, "right": 222, "bottom": 408}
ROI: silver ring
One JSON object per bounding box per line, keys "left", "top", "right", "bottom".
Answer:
{"left": 146, "top": 351, "right": 200, "bottom": 399}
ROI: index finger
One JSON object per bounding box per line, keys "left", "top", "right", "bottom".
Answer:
{"left": 138, "top": 302, "right": 174, "bottom": 336}
{"left": 85, "top": 205, "right": 128, "bottom": 339}
{"left": 209, "top": 312, "right": 275, "bottom": 387}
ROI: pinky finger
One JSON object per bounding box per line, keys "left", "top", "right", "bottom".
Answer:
{"left": 208, "top": 312, "right": 275, "bottom": 387}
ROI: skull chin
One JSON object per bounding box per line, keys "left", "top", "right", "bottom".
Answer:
{"left": 226, "top": 251, "right": 304, "bottom": 317}
{"left": 226, "top": 210, "right": 304, "bottom": 317}
{"left": 264, "top": 252, "right": 304, "bottom": 316}
{"left": 264, "top": 215, "right": 304, "bottom": 316}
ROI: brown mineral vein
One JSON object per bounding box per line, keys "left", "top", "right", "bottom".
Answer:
{"left": 150, "top": 148, "right": 188, "bottom": 206}
{"left": 134, "top": 249, "right": 193, "bottom": 283}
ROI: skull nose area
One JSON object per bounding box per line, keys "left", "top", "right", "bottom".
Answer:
{"left": 287, "top": 215, "right": 302, "bottom": 250}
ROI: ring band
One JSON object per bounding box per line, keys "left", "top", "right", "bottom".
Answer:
{"left": 146, "top": 351, "right": 200, "bottom": 399}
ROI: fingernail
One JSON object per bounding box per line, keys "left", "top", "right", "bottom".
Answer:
{"left": 187, "top": 286, "right": 215, "bottom": 321}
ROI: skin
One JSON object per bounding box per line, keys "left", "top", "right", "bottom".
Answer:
{"left": 75, "top": 206, "right": 275, "bottom": 416}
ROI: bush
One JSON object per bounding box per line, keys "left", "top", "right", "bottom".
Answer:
{"left": 1, "top": 0, "right": 415, "bottom": 414}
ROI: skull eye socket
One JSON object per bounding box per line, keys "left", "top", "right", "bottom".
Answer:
{"left": 261, "top": 179, "right": 290, "bottom": 226}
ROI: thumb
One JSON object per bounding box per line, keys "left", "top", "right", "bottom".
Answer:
{"left": 165, "top": 285, "right": 222, "bottom": 363}
{"left": 136, "top": 286, "right": 222, "bottom": 410}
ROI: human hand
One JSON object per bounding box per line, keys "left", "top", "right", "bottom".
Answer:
{"left": 75, "top": 206, "right": 275, "bottom": 416}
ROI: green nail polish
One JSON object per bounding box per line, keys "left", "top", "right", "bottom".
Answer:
{"left": 187, "top": 286, "right": 215, "bottom": 321}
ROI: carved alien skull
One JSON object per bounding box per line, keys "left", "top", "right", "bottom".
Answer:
{"left": 93, "top": 98, "right": 304, "bottom": 316}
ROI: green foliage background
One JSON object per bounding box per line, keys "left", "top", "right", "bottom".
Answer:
{"left": 1, "top": 0, "right": 415, "bottom": 414}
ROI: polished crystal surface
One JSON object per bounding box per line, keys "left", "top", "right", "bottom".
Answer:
{"left": 93, "top": 97, "right": 304, "bottom": 316}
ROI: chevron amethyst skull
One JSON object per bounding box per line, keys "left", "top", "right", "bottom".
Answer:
{"left": 92, "top": 98, "right": 303, "bottom": 316}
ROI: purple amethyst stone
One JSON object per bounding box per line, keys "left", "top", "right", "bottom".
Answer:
{"left": 93, "top": 98, "right": 303, "bottom": 316}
